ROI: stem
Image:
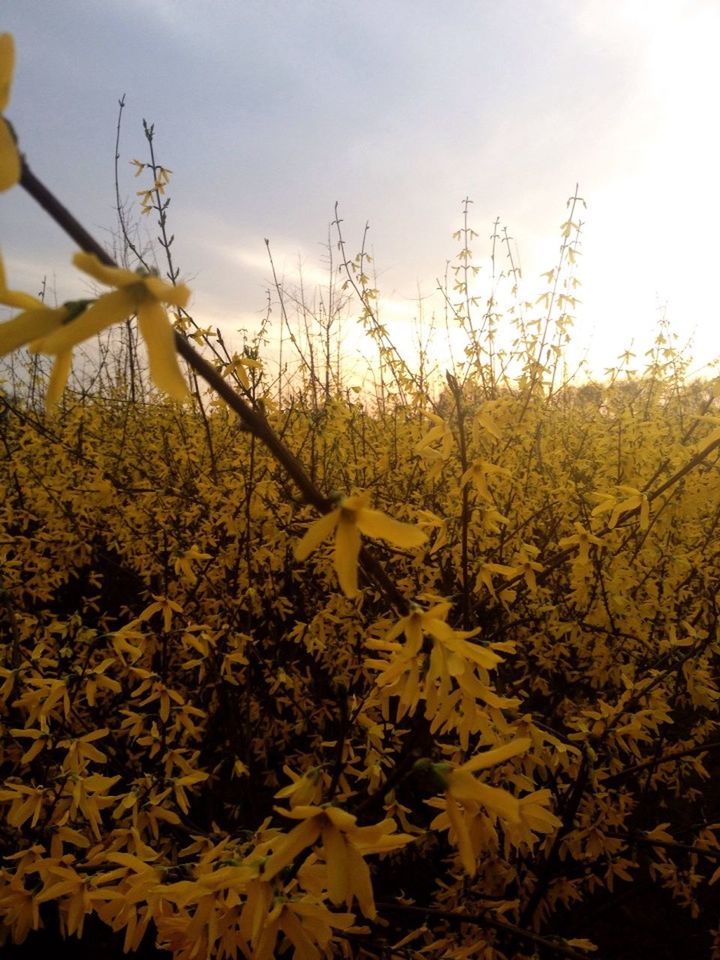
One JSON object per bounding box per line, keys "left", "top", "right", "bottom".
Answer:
{"left": 446, "top": 372, "right": 471, "bottom": 629}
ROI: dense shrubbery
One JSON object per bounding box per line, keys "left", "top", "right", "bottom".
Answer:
{"left": 3, "top": 29, "right": 720, "bottom": 960}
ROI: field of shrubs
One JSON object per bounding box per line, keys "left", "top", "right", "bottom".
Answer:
{"left": 3, "top": 29, "right": 720, "bottom": 960}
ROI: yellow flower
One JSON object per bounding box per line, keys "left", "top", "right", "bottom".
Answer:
{"left": 513, "top": 544, "right": 544, "bottom": 594}
{"left": 253, "top": 898, "right": 356, "bottom": 960}
{"left": 476, "top": 561, "right": 518, "bottom": 599}
{"left": 508, "top": 788, "right": 562, "bottom": 843}
{"left": 414, "top": 413, "right": 454, "bottom": 479}
{"left": 0, "top": 252, "right": 191, "bottom": 406}
{"left": 36, "top": 863, "right": 116, "bottom": 938}
{"left": 0, "top": 874, "right": 41, "bottom": 943}
{"left": 415, "top": 413, "right": 453, "bottom": 459}
{"left": 275, "top": 764, "right": 325, "bottom": 808}
{"left": 0, "top": 34, "right": 20, "bottom": 191}
{"left": 443, "top": 738, "right": 530, "bottom": 820}
{"left": 460, "top": 459, "right": 510, "bottom": 500}
{"left": 558, "top": 522, "right": 605, "bottom": 565}
{"left": 590, "top": 485, "right": 650, "bottom": 530}
{"left": 384, "top": 601, "right": 499, "bottom": 665}
{"left": 262, "top": 805, "right": 413, "bottom": 918}
{"left": 366, "top": 602, "right": 507, "bottom": 720}
{"left": 294, "top": 494, "right": 426, "bottom": 597}
{"left": 0, "top": 782, "right": 48, "bottom": 829}
{"left": 29, "top": 252, "right": 191, "bottom": 402}
{"left": 418, "top": 739, "right": 532, "bottom": 875}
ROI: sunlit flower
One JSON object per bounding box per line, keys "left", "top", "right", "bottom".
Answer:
{"left": 414, "top": 413, "right": 454, "bottom": 479}
{"left": 0, "top": 782, "right": 48, "bottom": 829}
{"left": 507, "top": 788, "right": 562, "bottom": 844}
{"left": 415, "top": 412, "right": 453, "bottom": 459}
{"left": 0, "top": 34, "right": 20, "bottom": 191}
{"left": 62, "top": 771, "right": 121, "bottom": 839}
{"left": 294, "top": 494, "right": 426, "bottom": 597}
{"left": 92, "top": 852, "right": 165, "bottom": 954}
{"left": 29, "top": 252, "right": 191, "bottom": 402}
{"left": 0, "top": 252, "right": 191, "bottom": 405}
{"left": 384, "top": 601, "right": 500, "bottom": 667}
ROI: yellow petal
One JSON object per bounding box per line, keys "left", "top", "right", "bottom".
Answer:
{"left": 36, "top": 290, "right": 132, "bottom": 354}
{"left": 334, "top": 515, "right": 361, "bottom": 597}
{"left": 0, "top": 254, "right": 45, "bottom": 309}
{"left": 422, "top": 616, "right": 456, "bottom": 643}
{"left": 72, "top": 253, "right": 191, "bottom": 307}
{"left": 0, "top": 307, "right": 66, "bottom": 355}
{"left": 356, "top": 508, "right": 426, "bottom": 548}
{"left": 323, "top": 806, "right": 358, "bottom": 831}
{"left": 0, "top": 287, "right": 44, "bottom": 311}
{"left": 276, "top": 803, "right": 325, "bottom": 820}
{"left": 254, "top": 916, "right": 281, "bottom": 960}
{"left": 341, "top": 493, "right": 369, "bottom": 512}
{"left": 138, "top": 301, "right": 188, "bottom": 400}
{"left": 345, "top": 841, "right": 376, "bottom": 918}
{"left": 45, "top": 352, "right": 73, "bottom": 408}
{"left": 445, "top": 792, "right": 476, "bottom": 876}
{"left": 238, "top": 878, "right": 273, "bottom": 944}
{"left": 469, "top": 781, "right": 521, "bottom": 823}
{"left": 104, "top": 852, "right": 158, "bottom": 873}
{"left": 262, "top": 817, "right": 321, "bottom": 881}
{"left": 0, "top": 118, "right": 20, "bottom": 192}
{"left": 278, "top": 909, "right": 322, "bottom": 960}
{"left": 322, "top": 823, "right": 349, "bottom": 904}
{"left": 72, "top": 252, "right": 139, "bottom": 288}
{"left": 444, "top": 769, "right": 488, "bottom": 801}
{"left": 521, "top": 802, "right": 562, "bottom": 833}
{"left": 36, "top": 879, "right": 80, "bottom": 903}
{"left": 144, "top": 275, "right": 191, "bottom": 307}
{"left": 460, "top": 737, "right": 531, "bottom": 774}
{"left": 426, "top": 601, "right": 452, "bottom": 620}
{"left": 450, "top": 637, "right": 502, "bottom": 669}
{"left": 0, "top": 34, "right": 14, "bottom": 112}
{"left": 404, "top": 613, "right": 424, "bottom": 655}
{"left": 294, "top": 509, "right": 340, "bottom": 561}
{"left": 20, "top": 739, "right": 45, "bottom": 765}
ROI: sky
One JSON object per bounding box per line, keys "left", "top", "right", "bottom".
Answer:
{"left": 3, "top": 0, "right": 720, "bottom": 387}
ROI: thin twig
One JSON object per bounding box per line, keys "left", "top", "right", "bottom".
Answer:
{"left": 375, "top": 901, "right": 602, "bottom": 960}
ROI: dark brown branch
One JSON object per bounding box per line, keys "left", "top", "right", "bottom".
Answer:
{"left": 604, "top": 739, "right": 720, "bottom": 786}
{"left": 376, "top": 901, "right": 602, "bottom": 960}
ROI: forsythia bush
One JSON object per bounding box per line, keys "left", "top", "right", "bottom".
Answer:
{"left": 2, "top": 31, "right": 720, "bottom": 960}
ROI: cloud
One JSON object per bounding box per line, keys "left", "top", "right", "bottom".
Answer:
{"left": 4, "top": 0, "right": 720, "bottom": 385}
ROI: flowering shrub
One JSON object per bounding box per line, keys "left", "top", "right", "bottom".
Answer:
{"left": 2, "top": 30, "right": 720, "bottom": 960}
